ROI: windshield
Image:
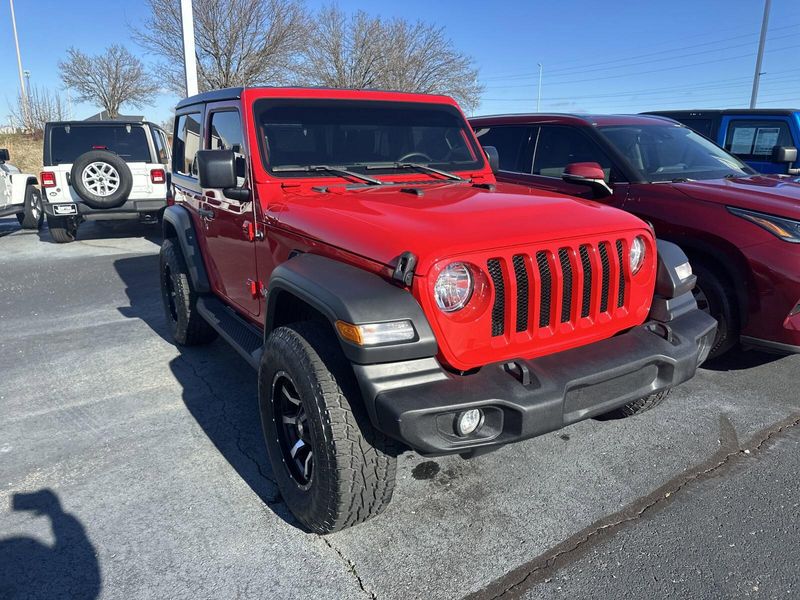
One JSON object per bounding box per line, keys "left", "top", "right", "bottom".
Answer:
{"left": 254, "top": 99, "right": 484, "bottom": 177}
{"left": 49, "top": 125, "right": 151, "bottom": 164}
{"left": 598, "top": 124, "right": 754, "bottom": 182}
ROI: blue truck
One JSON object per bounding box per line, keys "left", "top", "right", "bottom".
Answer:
{"left": 644, "top": 109, "right": 800, "bottom": 176}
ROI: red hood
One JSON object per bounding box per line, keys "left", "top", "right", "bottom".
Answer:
{"left": 671, "top": 175, "right": 800, "bottom": 219}
{"left": 274, "top": 181, "right": 650, "bottom": 274}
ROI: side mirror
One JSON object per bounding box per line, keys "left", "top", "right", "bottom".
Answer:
{"left": 483, "top": 145, "right": 499, "bottom": 174}
{"left": 772, "top": 145, "right": 797, "bottom": 164}
{"left": 196, "top": 149, "right": 250, "bottom": 202}
{"left": 0, "top": 148, "right": 9, "bottom": 163}
{"left": 562, "top": 162, "right": 612, "bottom": 198}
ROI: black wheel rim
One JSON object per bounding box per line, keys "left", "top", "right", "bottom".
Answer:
{"left": 272, "top": 371, "right": 313, "bottom": 487}
{"left": 162, "top": 265, "right": 179, "bottom": 323}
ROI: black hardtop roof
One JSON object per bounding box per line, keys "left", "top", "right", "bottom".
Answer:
{"left": 643, "top": 108, "right": 800, "bottom": 117}
{"left": 176, "top": 87, "right": 244, "bottom": 109}
{"left": 46, "top": 120, "right": 164, "bottom": 129}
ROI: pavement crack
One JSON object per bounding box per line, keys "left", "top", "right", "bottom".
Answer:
{"left": 464, "top": 413, "right": 800, "bottom": 600}
{"left": 320, "top": 536, "right": 377, "bottom": 600}
{"left": 179, "top": 354, "right": 283, "bottom": 504}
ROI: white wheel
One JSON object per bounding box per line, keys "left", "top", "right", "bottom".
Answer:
{"left": 81, "top": 162, "right": 121, "bottom": 197}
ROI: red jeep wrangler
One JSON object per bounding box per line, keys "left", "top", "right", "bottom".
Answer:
{"left": 160, "top": 87, "right": 716, "bottom": 533}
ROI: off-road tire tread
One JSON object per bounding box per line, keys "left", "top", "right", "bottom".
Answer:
{"left": 261, "top": 323, "right": 397, "bottom": 534}
{"left": 604, "top": 388, "right": 671, "bottom": 419}
{"left": 160, "top": 239, "right": 217, "bottom": 345}
{"left": 46, "top": 216, "right": 77, "bottom": 243}
{"left": 17, "top": 185, "right": 43, "bottom": 229}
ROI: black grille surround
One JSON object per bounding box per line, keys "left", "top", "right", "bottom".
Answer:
{"left": 487, "top": 258, "right": 505, "bottom": 337}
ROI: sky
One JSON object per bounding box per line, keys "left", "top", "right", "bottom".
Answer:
{"left": 1, "top": 0, "right": 799, "bottom": 124}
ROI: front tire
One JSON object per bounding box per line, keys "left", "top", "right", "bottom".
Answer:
{"left": 159, "top": 239, "right": 217, "bottom": 345}
{"left": 259, "top": 323, "right": 397, "bottom": 534}
{"left": 17, "top": 185, "right": 43, "bottom": 230}
{"left": 46, "top": 215, "right": 78, "bottom": 243}
{"left": 597, "top": 388, "right": 671, "bottom": 420}
{"left": 692, "top": 263, "right": 738, "bottom": 359}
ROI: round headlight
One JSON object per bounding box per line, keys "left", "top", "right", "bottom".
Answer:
{"left": 434, "top": 262, "right": 473, "bottom": 312}
{"left": 630, "top": 236, "right": 646, "bottom": 275}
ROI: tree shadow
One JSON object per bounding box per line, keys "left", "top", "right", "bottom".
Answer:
{"left": 0, "top": 489, "right": 101, "bottom": 600}
{"left": 112, "top": 254, "right": 297, "bottom": 528}
{"left": 37, "top": 219, "right": 161, "bottom": 245}
{"left": 701, "top": 346, "right": 787, "bottom": 372}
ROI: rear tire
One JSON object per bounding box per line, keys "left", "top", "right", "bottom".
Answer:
{"left": 17, "top": 185, "right": 43, "bottom": 230}
{"left": 46, "top": 215, "right": 78, "bottom": 243}
{"left": 159, "top": 238, "right": 217, "bottom": 345}
{"left": 259, "top": 323, "right": 397, "bottom": 534}
{"left": 692, "top": 263, "right": 738, "bottom": 359}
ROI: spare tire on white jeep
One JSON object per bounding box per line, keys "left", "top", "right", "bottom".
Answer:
{"left": 70, "top": 150, "right": 134, "bottom": 209}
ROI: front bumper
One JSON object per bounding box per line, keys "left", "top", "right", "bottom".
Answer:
{"left": 355, "top": 306, "right": 716, "bottom": 455}
{"left": 43, "top": 198, "right": 167, "bottom": 220}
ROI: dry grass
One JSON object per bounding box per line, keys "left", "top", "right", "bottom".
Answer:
{"left": 0, "top": 133, "right": 43, "bottom": 175}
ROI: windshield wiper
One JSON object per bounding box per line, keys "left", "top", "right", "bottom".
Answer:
{"left": 272, "top": 164, "right": 384, "bottom": 186}
{"left": 364, "top": 162, "right": 467, "bottom": 181}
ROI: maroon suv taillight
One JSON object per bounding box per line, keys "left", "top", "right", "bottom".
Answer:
{"left": 40, "top": 171, "right": 56, "bottom": 188}
{"left": 151, "top": 169, "right": 166, "bottom": 184}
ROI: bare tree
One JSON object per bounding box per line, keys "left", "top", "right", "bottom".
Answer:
{"left": 8, "top": 85, "right": 70, "bottom": 135}
{"left": 135, "top": 0, "right": 307, "bottom": 96}
{"left": 296, "top": 8, "right": 383, "bottom": 89}
{"left": 59, "top": 45, "right": 159, "bottom": 119}
{"left": 299, "top": 6, "right": 484, "bottom": 113}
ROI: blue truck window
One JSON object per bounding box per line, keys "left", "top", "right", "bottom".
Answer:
{"left": 724, "top": 120, "right": 792, "bottom": 160}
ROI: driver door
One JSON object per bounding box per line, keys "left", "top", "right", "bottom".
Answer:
{"left": 201, "top": 107, "right": 260, "bottom": 318}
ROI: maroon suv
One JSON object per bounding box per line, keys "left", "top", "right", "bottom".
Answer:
{"left": 470, "top": 113, "right": 800, "bottom": 357}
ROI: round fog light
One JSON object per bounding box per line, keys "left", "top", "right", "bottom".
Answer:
{"left": 456, "top": 409, "right": 483, "bottom": 437}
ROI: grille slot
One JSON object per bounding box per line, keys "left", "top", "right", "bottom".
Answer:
{"left": 599, "top": 243, "right": 611, "bottom": 313}
{"left": 512, "top": 255, "right": 529, "bottom": 332}
{"left": 487, "top": 259, "right": 505, "bottom": 337}
{"left": 558, "top": 248, "right": 573, "bottom": 323}
{"left": 579, "top": 245, "right": 592, "bottom": 318}
{"left": 536, "top": 251, "right": 552, "bottom": 327}
{"left": 615, "top": 240, "right": 626, "bottom": 307}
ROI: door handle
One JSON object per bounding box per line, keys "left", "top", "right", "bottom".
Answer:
{"left": 198, "top": 208, "right": 215, "bottom": 220}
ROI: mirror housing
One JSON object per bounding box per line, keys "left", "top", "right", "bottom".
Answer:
{"left": 0, "top": 148, "right": 9, "bottom": 163}
{"left": 196, "top": 149, "right": 250, "bottom": 202}
{"left": 483, "top": 145, "right": 499, "bottom": 174}
{"left": 562, "top": 162, "right": 612, "bottom": 198}
{"left": 772, "top": 145, "right": 798, "bottom": 164}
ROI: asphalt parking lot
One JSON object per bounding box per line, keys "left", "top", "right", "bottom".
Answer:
{"left": 1, "top": 217, "right": 799, "bottom": 600}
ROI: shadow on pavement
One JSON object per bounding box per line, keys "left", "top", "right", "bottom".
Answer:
{"left": 112, "top": 254, "right": 294, "bottom": 527}
{"left": 37, "top": 219, "right": 162, "bottom": 245}
{"left": 701, "top": 346, "right": 787, "bottom": 372}
{"left": 0, "top": 489, "right": 100, "bottom": 600}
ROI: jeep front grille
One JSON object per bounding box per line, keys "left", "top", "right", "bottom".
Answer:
{"left": 489, "top": 239, "right": 630, "bottom": 338}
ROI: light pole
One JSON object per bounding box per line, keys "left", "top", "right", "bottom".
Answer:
{"left": 537, "top": 63, "right": 543, "bottom": 112}
{"left": 9, "top": 0, "right": 29, "bottom": 127}
{"left": 750, "top": 0, "right": 771, "bottom": 108}
{"left": 180, "top": 0, "right": 199, "bottom": 97}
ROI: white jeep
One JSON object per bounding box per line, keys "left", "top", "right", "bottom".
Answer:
{"left": 41, "top": 120, "right": 171, "bottom": 242}
{"left": 0, "top": 148, "right": 43, "bottom": 230}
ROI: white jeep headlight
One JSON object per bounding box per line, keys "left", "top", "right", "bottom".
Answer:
{"left": 434, "top": 262, "right": 473, "bottom": 312}
{"left": 630, "top": 236, "right": 646, "bottom": 274}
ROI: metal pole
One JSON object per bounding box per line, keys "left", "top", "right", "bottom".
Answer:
{"left": 750, "top": 0, "right": 771, "bottom": 108}
{"left": 537, "top": 63, "right": 543, "bottom": 112}
{"left": 180, "top": 0, "right": 199, "bottom": 97}
{"left": 9, "top": 0, "right": 29, "bottom": 127}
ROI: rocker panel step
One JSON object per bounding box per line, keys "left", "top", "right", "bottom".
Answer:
{"left": 197, "top": 297, "right": 263, "bottom": 370}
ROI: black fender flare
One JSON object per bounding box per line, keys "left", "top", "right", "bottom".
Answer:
{"left": 161, "top": 205, "right": 210, "bottom": 293}
{"left": 266, "top": 253, "right": 438, "bottom": 364}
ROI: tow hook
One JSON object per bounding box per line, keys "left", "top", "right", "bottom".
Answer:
{"left": 646, "top": 322, "right": 674, "bottom": 343}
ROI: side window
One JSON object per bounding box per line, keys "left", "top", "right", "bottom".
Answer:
{"left": 151, "top": 127, "right": 168, "bottom": 165}
{"left": 725, "top": 119, "right": 793, "bottom": 159}
{"left": 474, "top": 125, "right": 535, "bottom": 173}
{"left": 533, "top": 126, "right": 613, "bottom": 181}
{"left": 173, "top": 113, "right": 202, "bottom": 177}
{"left": 208, "top": 110, "right": 246, "bottom": 181}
